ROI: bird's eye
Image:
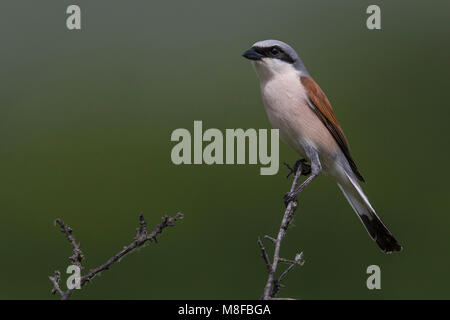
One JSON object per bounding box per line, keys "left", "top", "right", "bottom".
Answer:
{"left": 270, "top": 47, "right": 280, "bottom": 55}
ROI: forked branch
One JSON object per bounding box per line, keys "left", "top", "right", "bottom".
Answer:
{"left": 49, "top": 212, "right": 183, "bottom": 300}
{"left": 258, "top": 160, "right": 308, "bottom": 300}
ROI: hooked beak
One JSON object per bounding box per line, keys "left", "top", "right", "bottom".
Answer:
{"left": 242, "top": 48, "right": 263, "bottom": 61}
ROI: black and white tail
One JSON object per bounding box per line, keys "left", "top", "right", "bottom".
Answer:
{"left": 338, "top": 172, "right": 402, "bottom": 253}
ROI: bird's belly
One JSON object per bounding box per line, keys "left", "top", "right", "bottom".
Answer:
{"left": 260, "top": 77, "right": 339, "bottom": 170}
{"left": 265, "top": 107, "right": 308, "bottom": 157}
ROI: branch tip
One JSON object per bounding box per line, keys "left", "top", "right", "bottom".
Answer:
{"left": 49, "top": 211, "right": 183, "bottom": 300}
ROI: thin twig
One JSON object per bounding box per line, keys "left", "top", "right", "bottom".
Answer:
{"left": 263, "top": 235, "right": 276, "bottom": 243}
{"left": 273, "top": 252, "right": 304, "bottom": 296}
{"left": 48, "top": 271, "right": 65, "bottom": 297}
{"left": 49, "top": 212, "right": 183, "bottom": 300}
{"left": 257, "top": 237, "right": 272, "bottom": 273}
{"left": 54, "top": 219, "right": 84, "bottom": 269}
{"left": 259, "top": 160, "right": 306, "bottom": 300}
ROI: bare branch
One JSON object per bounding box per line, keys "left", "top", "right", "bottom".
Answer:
{"left": 49, "top": 271, "right": 64, "bottom": 297}
{"left": 279, "top": 257, "right": 304, "bottom": 265}
{"left": 263, "top": 235, "right": 276, "bottom": 243}
{"left": 50, "top": 212, "right": 183, "bottom": 300}
{"left": 259, "top": 159, "right": 307, "bottom": 300}
{"left": 273, "top": 252, "right": 304, "bottom": 296}
{"left": 54, "top": 219, "right": 83, "bottom": 269}
{"left": 257, "top": 237, "right": 272, "bottom": 273}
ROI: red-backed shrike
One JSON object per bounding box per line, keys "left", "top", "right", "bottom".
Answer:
{"left": 243, "top": 40, "right": 402, "bottom": 253}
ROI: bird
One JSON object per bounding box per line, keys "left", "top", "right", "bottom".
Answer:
{"left": 242, "top": 39, "right": 402, "bottom": 253}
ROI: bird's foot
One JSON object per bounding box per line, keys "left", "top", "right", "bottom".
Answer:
{"left": 284, "top": 159, "right": 311, "bottom": 178}
{"left": 283, "top": 191, "right": 298, "bottom": 207}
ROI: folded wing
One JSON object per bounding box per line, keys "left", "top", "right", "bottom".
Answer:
{"left": 300, "top": 76, "right": 365, "bottom": 182}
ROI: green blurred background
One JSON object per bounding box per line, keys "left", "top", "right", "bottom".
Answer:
{"left": 1, "top": 1, "right": 449, "bottom": 299}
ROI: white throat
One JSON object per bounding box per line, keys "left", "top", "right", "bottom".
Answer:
{"left": 252, "top": 59, "right": 301, "bottom": 84}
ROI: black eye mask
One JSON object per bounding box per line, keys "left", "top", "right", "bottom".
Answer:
{"left": 253, "top": 46, "right": 295, "bottom": 64}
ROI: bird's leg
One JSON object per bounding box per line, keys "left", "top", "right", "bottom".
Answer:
{"left": 284, "top": 159, "right": 311, "bottom": 178}
{"left": 284, "top": 147, "right": 321, "bottom": 206}
{"left": 283, "top": 174, "right": 318, "bottom": 206}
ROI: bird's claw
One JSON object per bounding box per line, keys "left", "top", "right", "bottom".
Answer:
{"left": 283, "top": 161, "right": 299, "bottom": 178}
{"left": 300, "top": 161, "right": 311, "bottom": 176}
{"left": 283, "top": 191, "right": 297, "bottom": 207}
{"left": 284, "top": 159, "right": 311, "bottom": 178}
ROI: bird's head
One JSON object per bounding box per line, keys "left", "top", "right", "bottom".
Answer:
{"left": 242, "top": 39, "right": 308, "bottom": 80}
